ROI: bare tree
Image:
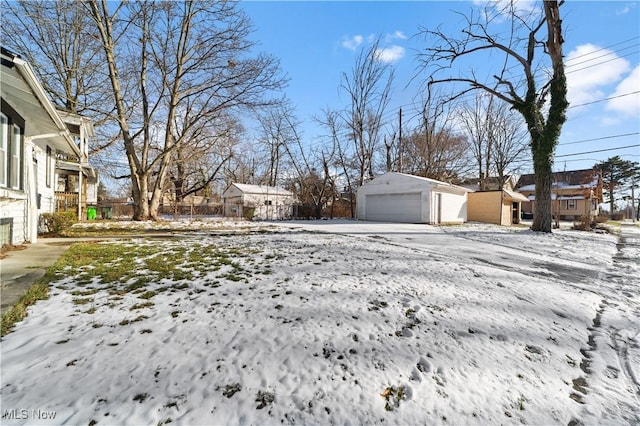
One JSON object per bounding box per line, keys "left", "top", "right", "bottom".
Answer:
{"left": 315, "top": 108, "right": 357, "bottom": 217}
{"left": 168, "top": 114, "right": 241, "bottom": 205}
{"left": 488, "top": 101, "right": 529, "bottom": 187}
{"left": 459, "top": 92, "right": 494, "bottom": 190}
{"left": 280, "top": 110, "right": 338, "bottom": 219}
{"left": 256, "top": 103, "right": 300, "bottom": 187}
{"left": 402, "top": 91, "right": 471, "bottom": 182}
{"left": 2, "top": 0, "right": 112, "bottom": 146}
{"left": 340, "top": 37, "right": 394, "bottom": 187}
{"left": 85, "top": 0, "right": 285, "bottom": 220}
{"left": 459, "top": 92, "right": 528, "bottom": 189}
{"left": 417, "top": 0, "right": 568, "bottom": 232}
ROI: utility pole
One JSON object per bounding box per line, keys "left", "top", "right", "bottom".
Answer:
{"left": 398, "top": 108, "right": 403, "bottom": 173}
{"left": 632, "top": 173, "right": 636, "bottom": 222}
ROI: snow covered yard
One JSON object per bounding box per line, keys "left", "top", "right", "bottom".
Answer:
{"left": 1, "top": 220, "right": 638, "bottom": 425}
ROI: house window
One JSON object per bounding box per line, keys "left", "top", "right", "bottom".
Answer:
{"left": 265, "top": 200, "right": 272, "bottom": 206}
{"left": 567, "top": 199, "right": 576, "bottom": 210}
{"left": 46, "top": 146, "right": 52, "bottom": 187}
{"left": 10, "top": 124, "right": 22, "bottom": 190}
{"left": 0, "top": 102, "right": 25, "bottom": 191}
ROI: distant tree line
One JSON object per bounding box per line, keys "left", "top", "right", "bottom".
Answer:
{"left": 2, "top": 0, "right": 571, "bottom": 231}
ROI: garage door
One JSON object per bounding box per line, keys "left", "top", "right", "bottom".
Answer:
{"left": 365, "top": 193, "right": 422, "bottom": 223}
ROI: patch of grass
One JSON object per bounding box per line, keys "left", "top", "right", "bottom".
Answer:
{"left": 70, "top": 289, "right": 99, "bottom": 296}
{"left": 130, "top": 302, "right": 155, "bottom": 310}
{"left": 1, "top": 281, "right": 49, "bottom": 336}
{"left": 381, "top": 385, "right": 406, "bottom": 411}
{"left": 172, "top": 283, "right": 189, "bottom": 290}
{"left": 132, "top": 393, "right": 149, "bottom": 403}
{"left": 1, "top": 239, "right": 265, "bottom": 337}
{"left": 255, "top": 390, "right": 275, "bottom": 409}
{"left": 222, "top": 383, "right": 242, "bottom": 398}
{"left": 139, "top": 290, "right": 157, "bottom": 300}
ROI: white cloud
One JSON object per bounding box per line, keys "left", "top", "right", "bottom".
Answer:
{"left": 605, "top": 65, "right": 640, "bottom": 118}
{"left": 565, "top": 43, "right": 631, "bottom": 108}
{"left": 385, "top": 30, "right": 407, "bottom": 43}
{"left": 374, "top": 45, "right": 405, "bottom": 63}
{"left": 616, "top": 3, "right": 636, "bottom": 15}
{"left": 473, "top": 0, "right": 539, "bottom": 17}
{"left": 342, "top": 35, "right": 364, "bottom": 51}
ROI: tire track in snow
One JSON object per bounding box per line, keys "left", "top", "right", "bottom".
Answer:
{"left": 572, "top": 226, "right": 640, "bottom": 425}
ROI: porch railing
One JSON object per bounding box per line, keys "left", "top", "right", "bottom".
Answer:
{"left": 55, "top": 191, "right": 79, "bottom": 212}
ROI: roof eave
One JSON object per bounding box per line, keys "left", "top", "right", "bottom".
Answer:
{"left": 12, "top": 57, "right": 80, "bottom": 158}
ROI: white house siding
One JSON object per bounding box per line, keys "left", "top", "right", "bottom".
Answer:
{"left": 433, "top": 191, "right": 467, "bottom": 224}
{"left": 0, "top": 198, "right": 27, "bottom": 244}
{"left": 33, "top": 144, "right": 56, "bottom": 212}
{"left": 222, "top": 183, "right": 294, "bottom": 220}
{"left": 357, "top": 172, "right": 469, "bottom": 224}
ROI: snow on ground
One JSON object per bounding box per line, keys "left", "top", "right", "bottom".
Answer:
{"left": 1, "top": 220, "right": 638, "bottom": 425}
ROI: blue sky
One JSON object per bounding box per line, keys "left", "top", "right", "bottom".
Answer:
{"left": 241, "top": 1, "right": 640, "bottom": 175}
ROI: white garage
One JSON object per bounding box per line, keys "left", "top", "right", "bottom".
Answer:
{"left": 356, "top": 172, "right": 470, "bottom": 224}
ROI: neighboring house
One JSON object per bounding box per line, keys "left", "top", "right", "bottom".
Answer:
{"left": 461, "top": 175, "right": 529, "bottom": 225}
{"left": 222, "top": 183, "right": 294, "bottom": 220}
{"left": 515, "top": 169, "right": 603, "bottom": 220}
{"left": 467, "top": 190, "right": 529, "bottom": 226}
{"left": 459, "top": 175, "right": 518, "bottom": 192}
{"left": 56, "top": 111, "right": 98, "bottom": 218}
{"left": 356, "top": 172, "right": 471, "bottom": 224}
{"left": 0, "top": 47, "right": 94, "bottom": 244}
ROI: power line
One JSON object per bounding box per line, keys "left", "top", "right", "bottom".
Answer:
{"left": 559, "top": 132, "right": 640, "bottom": 146}
{"left": 568, "top": 91, "right": 640, "bottom": 109}
{"left": 563, "top": 36, "right": 640, "bottom": 63}
{"left": 555, "top": 144, "right": 640, "bottom": 158}
{"left": 564, "top": 42, "right": 640, "bottom": 69}
{"left": 566, "top": 50, "right": 639, "bottom": 74}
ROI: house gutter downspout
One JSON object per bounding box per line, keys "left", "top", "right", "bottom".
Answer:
{"left": 25, "top": 138, "right": 37, "bottom": 243}
{"left": 500, "top": 190, "right": 505, "bottom": 226}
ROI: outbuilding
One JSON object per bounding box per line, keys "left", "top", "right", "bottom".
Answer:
{"left": 467, "top": 190, "right": 529, "bottom": 226}
{"left": 222, "top": 183, "right": 294, "bottom": 220}
{"left": 356, "top": 172, "right": 471, "bottom": 224}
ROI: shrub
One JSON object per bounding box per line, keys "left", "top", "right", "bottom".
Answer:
{"left": 594, "top": 215, "right": 609, "bottom": 224}
{"left": 40, "top": 211, "right": 78, "bottom": 235}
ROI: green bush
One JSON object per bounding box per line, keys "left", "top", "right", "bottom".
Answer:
{"left": 40, "top": 211, "right": 78, "bottom": 235}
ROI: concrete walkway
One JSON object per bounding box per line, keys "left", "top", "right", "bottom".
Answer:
{"left": 0, "top": 237, "right": 95, "bottom": 315}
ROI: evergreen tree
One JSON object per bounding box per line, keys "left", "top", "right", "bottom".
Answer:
{"left": 595, "top": 156, "right": 639, "bottom": 214}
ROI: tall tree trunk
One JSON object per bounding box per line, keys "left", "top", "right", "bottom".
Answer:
{"left": 530, "top": 0, "right": 568, "bottom": 232}
{"left": 88, "top": 0, "right": 149, "bottom": 221}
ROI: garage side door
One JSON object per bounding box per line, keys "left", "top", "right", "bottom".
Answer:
{"left": 365, "top": 193, "right": 422, "bottom": 223}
